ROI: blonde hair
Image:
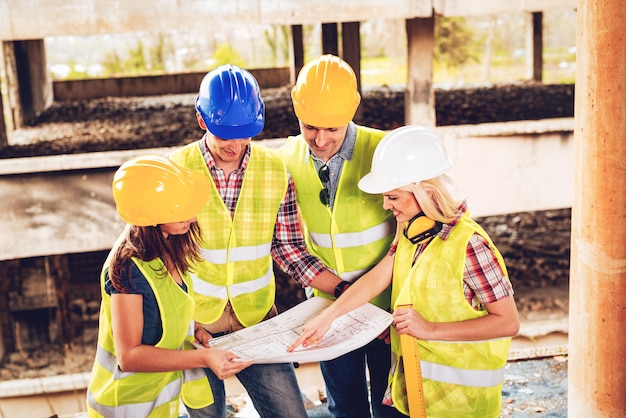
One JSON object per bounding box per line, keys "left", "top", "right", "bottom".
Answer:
{"left": 399, "top": 174, "right": 464, "bottom": 224}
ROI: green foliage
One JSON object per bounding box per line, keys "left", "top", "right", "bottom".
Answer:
{"left": 211, "top": 44, "right": 246, "bottom": 68}
{"left": 263, "top": 26, "right": 290, "bottom": 66}
{"left": 100, "top": 37, "right": 174, "bottom": 77}
{"left": 101, "top": 51, "right": 125, "bottom": 76}
{"left": 148, "top": 33, "right": 175, "bottom": 73}
{"left": 434, "top": 16, "right": 483, "bottom": 68}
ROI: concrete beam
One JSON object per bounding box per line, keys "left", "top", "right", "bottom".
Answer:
{"left": 0, "top": 0, "right": 576, "bottom": 41}
{"left": 52, "top": 68, "right": 291, "bottom": 101}
{"left": 0, "top": 120, "right": 574, "bottom": 261}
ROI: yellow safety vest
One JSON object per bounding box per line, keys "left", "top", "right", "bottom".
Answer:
{"left": 86, "top": 257, "right": 213, "bottom": 418}
{"left": 170, "top": 143, "right": 288, "bottom": 327}
{"left": 279, "top": 126, "right": 396, "bottom": 308}
{"left": 390, "top": 212, "right": 511, "bottom": 417}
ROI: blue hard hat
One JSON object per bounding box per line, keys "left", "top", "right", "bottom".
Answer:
{"left": 195, "top": 65, "right": 265, "bottom": 139}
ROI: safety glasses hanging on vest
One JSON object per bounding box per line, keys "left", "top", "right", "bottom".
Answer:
{"left": 403, "top": 212, "right": 443, "bottom": 244}
{"left": 318, "top": 164, "right": 331, "bottom": 206}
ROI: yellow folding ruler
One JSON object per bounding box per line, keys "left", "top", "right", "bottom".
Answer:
{"left": 398, "top": 304, "right": 427, "bottom": 418}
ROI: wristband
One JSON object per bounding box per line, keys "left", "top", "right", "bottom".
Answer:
{"left": 334, "top": 280, "right": 351, "bottom": 298}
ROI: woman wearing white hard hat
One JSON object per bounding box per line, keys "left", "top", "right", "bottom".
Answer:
{"left": 289, "top": 125, "right": 520, "bottom": 417}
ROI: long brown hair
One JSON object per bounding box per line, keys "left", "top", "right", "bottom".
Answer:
{"left": 108, "top": 223, "right": 204, "bottom": 293}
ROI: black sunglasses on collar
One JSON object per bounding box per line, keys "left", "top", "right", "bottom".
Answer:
{"left": 318, "top": 165, "right": 330, "bottom": 206}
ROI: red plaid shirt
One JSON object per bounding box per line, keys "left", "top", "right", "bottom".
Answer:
{"left": 388, "top": 201, "right": 513, "bottom": 307}
{"left": 200, "top": 138, "right": 326, "bottom": 287}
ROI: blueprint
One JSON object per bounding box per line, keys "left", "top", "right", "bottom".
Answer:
{"left": 194, "top": 297, "right": 393, "bottom": 364}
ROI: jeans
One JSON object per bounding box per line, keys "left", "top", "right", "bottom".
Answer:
{"left": 185, "top": 362, "right": 308, "bottom": 418}
{"left": 320, "top": 337, "right": 407, "bottom": 418}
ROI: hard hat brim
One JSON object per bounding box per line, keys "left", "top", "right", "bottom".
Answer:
{"left": 206, "top": 119, "right": 264, "bottom": 140}
{"left": 358, "top": 173, "right": 409, "bottom": 194}
{"left": 358, "top": 164, "right": 452, "bottom": 195}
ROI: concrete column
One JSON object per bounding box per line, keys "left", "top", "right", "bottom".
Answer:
{"left": 405, "top": 17, "right": 435, "bottom": 127}
{"left": 569, "top": 0, "right": 626, "bottom": 416}
{"left": 4, "top": 40, "right": 52, "bottom": 128}
{"left": 321, "top": 23, "right": 339, "bottom": 56}
{"left": 525, "top": 12, "right": 543, "bottom": 82}
{"left": 0, "top": 84, "right": 7, "bottom": 148}
{"left": 341, "top": 21, "right": 363, "bottom": 122}
{"left": 289, "top": 25, "right": 304, "bottom": 85}
{"left": 341, "top": 21, "right": 361, "bottom": 90}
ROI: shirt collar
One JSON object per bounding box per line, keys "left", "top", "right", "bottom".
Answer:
{"left": 438, "top": 200, "right": 468, "bottom": 241}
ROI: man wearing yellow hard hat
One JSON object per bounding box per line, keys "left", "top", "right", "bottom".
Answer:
{"left": 278, "top": 55, "right": 402, "bottom": 418}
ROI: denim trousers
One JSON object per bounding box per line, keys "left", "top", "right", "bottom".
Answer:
{"left": 320, "top": 337, "right": 407, "bottom": 418}
{"left": 185, "top": 362, "right": 308, "bottom": 418}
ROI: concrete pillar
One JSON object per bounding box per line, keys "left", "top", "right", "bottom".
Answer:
{"left": 568, "top": 0, "right": 626, "bottom": 416}
{"left": 0, "top": 84, "right": 7, "bottom": 148}
{"left": 321, "top": 23, "right": 339, "bottom": 56}
{"left": 3, "top": 39, "right": 52, "bottom": 128}
{"left": 2, "top": 41, "right": 21, "bottom": 131}
{"left": 405, "top": 17, "right": 435, "bottom": 127}
{"left": 341, "top": 21, "right": 363, "bottom": 122}
{"left": 289, "top": 25, "right": 304, "bottom": 85}
{"left": 525, "top": 12, "right": 543, "bottom": 82}
{"left": 341, "top": 21, "right": 361, "bottom": 90}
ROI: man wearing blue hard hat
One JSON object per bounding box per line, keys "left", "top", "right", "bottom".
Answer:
{"left": 170, "top": 64, "right": 348, "bottom": 418}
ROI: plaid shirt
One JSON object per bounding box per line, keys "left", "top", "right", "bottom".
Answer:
{"left": 388, "top": 201, "right": 514, "bottom": 307}
{"left": 200, "top": 137, "right": 325, "bottom": 287}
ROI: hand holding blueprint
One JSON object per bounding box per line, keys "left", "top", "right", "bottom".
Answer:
{"left": 195, "top": 297, "right": 392, "bottom": 364}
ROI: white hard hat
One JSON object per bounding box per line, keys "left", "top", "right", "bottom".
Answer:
{"left": 358, "top": 125, "right": 452, "bottom": 194}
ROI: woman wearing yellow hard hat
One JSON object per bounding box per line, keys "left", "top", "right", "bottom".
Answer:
{"left": 289, "top": 126, "right": 520, "bottom": 418}
{"left": 86, "top": 155, "right": 252, "bottom": 418}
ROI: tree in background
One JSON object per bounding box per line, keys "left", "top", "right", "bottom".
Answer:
{"left": 263, "top": 25, "right": 291, "bottom": 67}
{"left": 211, "top": 43, "right": 246, "bottom": 68}
{"left": 434, "top": 16, "right": 484, "bottom": 83}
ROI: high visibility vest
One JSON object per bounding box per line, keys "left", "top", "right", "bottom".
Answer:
{"left": 170, "top": 143, "right": 288, "bottom": 326}
{"left": 279, "top": 126, "right": 395, "bottom": 308}
{"left": 390, "top": 213, "right": 511, "bottom": 417}
{"left": 86, "top": 257, "right": 213, "bottom": 418}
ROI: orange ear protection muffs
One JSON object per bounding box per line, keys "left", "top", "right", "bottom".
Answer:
{"left": 403, "top": 212, "right": 442, "bottom": 244}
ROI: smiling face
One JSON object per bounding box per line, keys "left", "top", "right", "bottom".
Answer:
{"left": 299, "top": 122, "right": 348, "bottom": 162}
{"left": 382, "top": 189, "right": 421, "bottom": 223}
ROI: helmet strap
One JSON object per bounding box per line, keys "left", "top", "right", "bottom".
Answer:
{"left": 403, "top": 212, "right": 442, "bottom": 245}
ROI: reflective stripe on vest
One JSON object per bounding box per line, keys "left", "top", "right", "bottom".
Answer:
{"left": 191, "top": 264, "right": 272, "bottom": 299}
{"left": 278, "top": 126, "right": 395, "bottom": 308}
{"left": 309, "top": 219, "right": 395, "bottom": 249}
{"left": 87, "top": 376, "right": 181, "bottom": 418}
{"left": 170, "top": 143, "right": 287, "bottom": 326}
{"left": 420, "top": 358, "right": 506, "bottom": 387}
{"left": 198, "top": 243, "right": 272, "bottom": 264}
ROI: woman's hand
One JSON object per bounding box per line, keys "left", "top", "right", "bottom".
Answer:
{"left": 204, "top": 348, "right": 252, "bottom": 380}
{"left": 392, "top": 307, "right": 434, "bottom": 339}
{"left": 287, "top": 311, "right": 333, "bottom": 352}
{"left": 392, "top": 296, "right": 520, "bottom": 341}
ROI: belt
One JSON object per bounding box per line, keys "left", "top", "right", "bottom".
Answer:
{"left": 201, "top": 302, "right": 278, "bottom": 334}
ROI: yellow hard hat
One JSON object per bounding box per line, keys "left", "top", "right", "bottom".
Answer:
{"left": 112, "top": 155, "right": 211, "bottom": 226}
{"left": 291, "top": 54, "right": 361, "bottom": 128}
